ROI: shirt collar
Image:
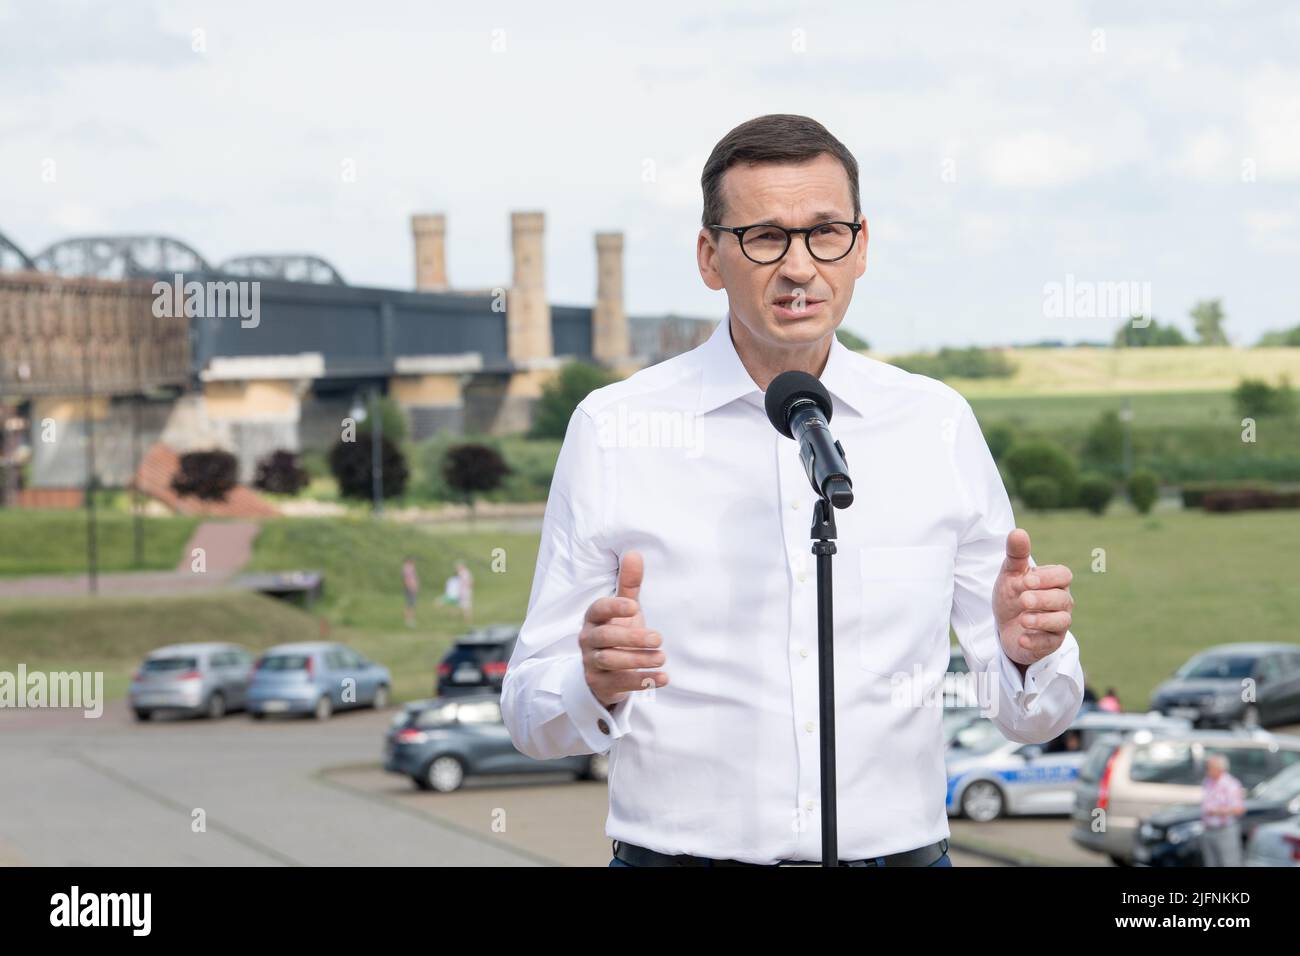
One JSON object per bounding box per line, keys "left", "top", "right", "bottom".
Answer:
{"left": 695, "top": 312, "right": 867, "bottom": 419}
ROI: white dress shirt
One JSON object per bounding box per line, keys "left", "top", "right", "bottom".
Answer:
{"left": 501, "top": 314, "right": 1084, "bottom": 864}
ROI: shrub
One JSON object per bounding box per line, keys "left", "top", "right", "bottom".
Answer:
{"left": 171, "top": 450, "right": 238, "bottom": 501}
{"left": 442, "top": 443, "right": 511, "bottom": 507}
{"left": 1127, "top": 470, "right": 1159, "bottom": 514}
{"left": 328, "top": 433, "right": 409, "bottom": 500}
{"left": 530, "top": 362, "right": 620, "bottom": 440}
{"left": 1077, "top": 473, "right": 1115, "bottom": 516}
{"left": 983, "top": 422, "right": 1015, "bottom": 463}
{"left": 253, "top": 450, "right": 310, "bottom": 496}
{"left": 1233, "top": 377, "right": 1296, "bottom": 419}
{"left": 1003, "top": 441, "right": 1080, "bottom": 507}
{"left": 1019, "top": 475, "right": 1062, "bottom": 510}
{"left": 890, "top": 347, "right": 1015, "bottom": 380}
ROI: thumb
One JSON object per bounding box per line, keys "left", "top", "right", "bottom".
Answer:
{"left": 616, "top": 549, "right": 644, "bottom": 604}
{"left": 1002, "top": 528, "right": 1031, "bottom": 577}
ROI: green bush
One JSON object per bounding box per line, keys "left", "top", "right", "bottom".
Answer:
{"left": 530, "top": 362, "right": 620, "bottom": 440}
{"left": 1114, "top": 318, "right": 1189, "bottom": 347}
{"left": 1127, "top": 470, "right": 1159, "bottom": 514}
{"left": 983, "top": 422, "right": 1016, "bottom": 462}
{"left": 1233, "top": 377, "right": 1296, "bottom": 419}
{"left": 1077, "top": 473, "right": 1115, "bottom": 515}
{"left": 1019, "top": 475, "right": 1062, "bottom": 510}
{"left": 1003, "top": 440, "right": 1080, "bottom": 507}
{"left": 891, "top": 347, "right": 1015, "bottom": 381}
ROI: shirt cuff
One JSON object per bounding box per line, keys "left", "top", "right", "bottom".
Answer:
{"left": 559, "top": 652, "right": 636, "bottom": 753}
{"left": 997, "top": 633, "right": 1072, "bottom": 710}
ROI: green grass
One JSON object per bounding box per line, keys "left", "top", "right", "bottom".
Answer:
{"left": 0, "top": 511, "right": 199, "bottom": 576}
{"left": 1016, "top": 508, "right": 1300, "bottom": 713}
{"left": 2, "top": 509, "right": 1296, "bottom": 715}
{"left": 968, "top": 391, "right": 1238, "bottom": 430}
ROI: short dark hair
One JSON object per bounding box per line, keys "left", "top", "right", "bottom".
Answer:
{"left": 701, "top": 114, "right": 861, "bottom": 229}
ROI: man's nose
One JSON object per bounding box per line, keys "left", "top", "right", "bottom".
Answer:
{"left": 777, "top": 237, "right": 818, "bottom": 284}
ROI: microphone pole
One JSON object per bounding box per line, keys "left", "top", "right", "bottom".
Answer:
{"left": 765, "top": 372, "right": 854, "bottom": 867}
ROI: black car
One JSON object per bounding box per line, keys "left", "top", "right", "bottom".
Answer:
{"left": 383, "top": 693, "right": 607, "bottom": 792}
{"left": 1149, "top": 643, "right": 1300, "bottom": 729}
{"left": 435, "top": 624, "right": 519, "bottom": 697}
{"left": 1134, "top": 761, "right": 1300, "bottom": 866}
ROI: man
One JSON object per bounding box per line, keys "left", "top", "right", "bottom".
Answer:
{"left": 401, "top": 556, "right": 419, "bottom": 628}
{"left": 501, "top": 114, "right": 1084, "bottom": 867}
{"left": 455, "top": 559, "right": 474, "bottom": 624}
{"left": 1200, "top": 754, "right": 1246, "bottom": 866}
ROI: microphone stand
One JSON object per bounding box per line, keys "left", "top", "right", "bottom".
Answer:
{"left": 811, "top": 495, "right": 839, "bottom": 866}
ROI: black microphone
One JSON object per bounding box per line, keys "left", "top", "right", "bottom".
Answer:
{"left": 764, "top": 370, "right": 854, "bottom": 509}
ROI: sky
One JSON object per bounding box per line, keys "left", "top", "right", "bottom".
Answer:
{"left": 2, "top": 0, "right": 1299, "bottom": 352}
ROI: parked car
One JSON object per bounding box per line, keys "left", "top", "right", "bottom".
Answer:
{"left": 1246, "top": 815, "right": 1300, "bottom": 866}
{"left": 946, "top": 711, "right": 1192, "bottom": 823}
{"left": 128, "top": 643, "right": 255, "bottom": 720}
{"left": 1135, "top": 761, "right": 1300, "bottom": 866}
{"left": 1070, "top": 728, "right": 1300, "bottom": 865}
{"left": 384, "top": 693, "right": 607, "bottom": 792}
{"left": 247, "top": 642, "right": 391, "bottom": 720}
{"left": 1149, "top": 643, "right": 1300, "bottom": 729}
{"left": 435, "top": 624, "right": 518, "bottom": 697}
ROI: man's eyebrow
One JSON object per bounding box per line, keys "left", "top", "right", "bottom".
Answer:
{"left": 746, "top": 210, "right": 850, "bottom": 226}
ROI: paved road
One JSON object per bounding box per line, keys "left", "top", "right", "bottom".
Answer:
{"left": 0, "top": 703, "right": 1005, "bottom": 866}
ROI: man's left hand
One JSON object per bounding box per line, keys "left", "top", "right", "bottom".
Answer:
{"left": 993, "top": 528, "right": 1073, "bottom": 670}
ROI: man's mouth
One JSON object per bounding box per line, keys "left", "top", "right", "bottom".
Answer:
{"left": 772, "top": 295, "right": 826, "bottom": 318}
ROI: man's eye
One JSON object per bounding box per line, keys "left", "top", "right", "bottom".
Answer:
{"left": 751, "top": 230, "right": 784, "bottom": 242}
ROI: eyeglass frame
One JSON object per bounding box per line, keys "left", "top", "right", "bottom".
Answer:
{"left": 707, "top": 220, "right": 864, "bottom": 264}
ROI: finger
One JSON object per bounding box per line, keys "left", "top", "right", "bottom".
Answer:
{"left": 590, "top": 647, "right": 667, "bottom": 671}
{"left": 1018, "top": 611, "right": 1071, "bottom": 635}
{"left": 1020, "top": 588, "right": 1073, "bottom": 612}
{"left": 585, "top": 595, "right": 640, "bottom": 625}
{"left": 1023, "top": 564, "right": 1072, "bottom": 590}
{"left": 616, "top": 549, "right": 644, "bottom": 602}
{"left": 1014, "top": 630, "right": 1064, "bottom": 659}
{"left": 597, "top": 671, "right": 669, "bottom": 696}
{"left": 586, "top": 623, "right": 662, "bottom": 650}
{"left": 1002, "top": 528, "right": 1031, "bottom": 577}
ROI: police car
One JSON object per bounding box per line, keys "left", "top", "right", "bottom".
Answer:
{"left": 945, "top": 711, "right": 1193, "bottom": 822}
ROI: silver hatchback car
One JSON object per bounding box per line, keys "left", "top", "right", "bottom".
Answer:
{"left": 247, "top": 642, "right": 391, "bottom": 720}
{"left": 128, "top": 642, "right": 255, "bottom": 720}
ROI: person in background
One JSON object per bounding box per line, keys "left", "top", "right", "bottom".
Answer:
{"left": 455, "top": 559, "right": 473, "bottom": 624}
{"left": 401, "top": 556, "right": 420, "bottom": 628}
{"left": 1097, "top": 687, "right": 1121, "bottom": 713}
{"left": 1200, "top": 753, "right": 1246, "bottom": 866}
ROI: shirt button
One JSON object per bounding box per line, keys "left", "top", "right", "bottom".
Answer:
{"left": 791, "top": 500, "right": 800, "bottom": 510}
{"left": 597, "top": 719, "right": 610, "bottom": 735}
{"left": 799, "top": 647, "right": 809, "bottom": 658}
{"left": 805, "top": 721, "right": 815, "bottom": 734}
{"left": 797, "top": 572, "right": 806, "bottom": 583}
{"left": 805, "top": 799, "right": 815, "bottom": 810}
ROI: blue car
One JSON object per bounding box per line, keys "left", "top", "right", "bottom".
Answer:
{"left": 247, "top": 642, "right": 391, "bottom": 720}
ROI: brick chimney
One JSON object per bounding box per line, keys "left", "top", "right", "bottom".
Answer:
{"left": 411, "top": 213, "right": 449, "bottom": 291}
{"left": 507, "top": 211, "right": 552, "bottom": 361}
{"left": 592, "top": 232, "right": 628, "bottom": 364}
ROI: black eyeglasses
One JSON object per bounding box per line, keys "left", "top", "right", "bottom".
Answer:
{"left": 709, "top": 220, "right": 862, "bottom": 265}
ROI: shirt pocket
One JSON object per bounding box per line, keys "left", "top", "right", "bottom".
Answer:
{"left": 857, "top": 544, "right": 955, "bottom": 676}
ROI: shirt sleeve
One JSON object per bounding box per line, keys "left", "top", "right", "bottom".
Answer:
{"left": 947, "top": 395, "right": 1085, "bottom": 744}
{"left": 500, "top": 405, "right": 638, "bottom": 759}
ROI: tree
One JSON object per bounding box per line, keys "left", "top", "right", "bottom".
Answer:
{"left": 1081, "top": 410, "right": 1125, "bottom": 476}
{"left": 329, "top": 433, "right": 409, "bottom": 500}
{"left": 442, "top": 443, "right": 511, "bottom": 516}
{"left": 836, "top": 327, "right": 870, "bottom": 351}
{"left": 1114, "top": 317, "right": 1188, "bottom": 347}
{"left": 1020, "top": 476, "right": 1062, "bottom": 511}
{"left": 172, "top": 450, "right": 238, "bottom": 501}
{"left": 1190, "top": 299, "right": 1228, "bottom": 346}
{"left": 1256, "top": 324, "right": 1300, "bottom": 347}
{"left": 530, "top": 362, "right": 619, "bottom": 440}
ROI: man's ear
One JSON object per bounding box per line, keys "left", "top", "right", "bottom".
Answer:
{"left": 854, "top": 215, "right": 868, "bottom": 280}
{"left": 697, "top": 228, "right": 725, "bottom": 291}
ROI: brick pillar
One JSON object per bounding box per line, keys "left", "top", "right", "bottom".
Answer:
{"left": 411, "top": 213, "right": 449, "bottom": 291}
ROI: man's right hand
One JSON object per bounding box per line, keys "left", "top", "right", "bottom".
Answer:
{"left": 579, "top": 549, "right": 668, "bottom": 708}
